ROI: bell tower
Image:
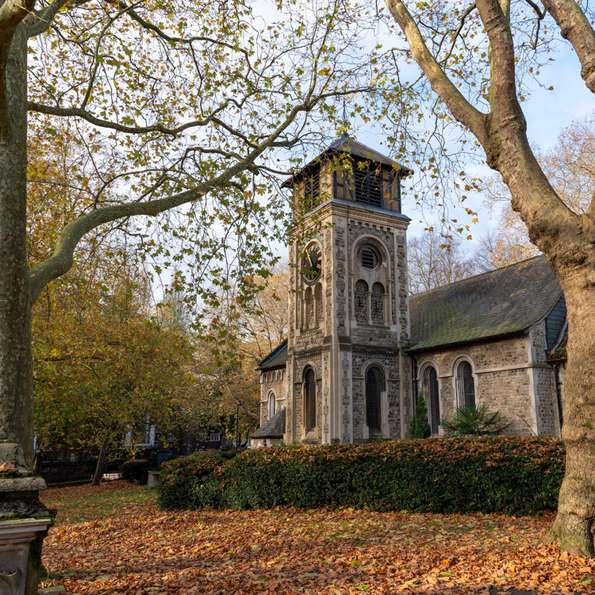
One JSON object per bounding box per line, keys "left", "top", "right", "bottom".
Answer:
{"left": 285, "top": 135, "right": 413, "bottom": 444}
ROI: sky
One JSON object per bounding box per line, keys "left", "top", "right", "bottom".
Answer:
{"left": 356, "top": 41, "right": 594, "bottom": 248}
{"left": 156, "top": 3, "right": 595, "bottom": 300}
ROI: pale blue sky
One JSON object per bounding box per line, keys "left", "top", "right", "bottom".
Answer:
{"left": 380, "top": 42, "right": 593, "bottom": 245}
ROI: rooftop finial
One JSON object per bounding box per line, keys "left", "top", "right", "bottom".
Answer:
{"left": 337, "top": 95, "right": 349, "bottom": 137}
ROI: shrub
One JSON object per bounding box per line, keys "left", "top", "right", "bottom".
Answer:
{"left": 408, "top": 394, "right": 431, "bottom": 438}
{"left": 442, "top": 404, "right": 510, "bottom": 436}
{"left": 121, "top": 458, "right": 150, "bottom": 484}
{"left": 158, "top": 437, "right": 564, "bottom": 516}
{"left": 159, "top": 450, "right": 228, "bottom": 509}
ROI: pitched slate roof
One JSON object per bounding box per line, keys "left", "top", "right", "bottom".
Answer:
{"left": 251, "top": 407, "right": 286, "bottom": 439}
{"left": 408, "top": 256, "right": 562, "bottom": 352}
{"left": 257, "top": 339, "right": 288, "bottom": 370}
{"left": 282, "top": 134, "right": 412, "bottom": 187}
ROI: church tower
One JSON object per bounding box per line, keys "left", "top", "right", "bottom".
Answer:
{"left": 285, "top": 135, "right": 413, "bottom": 444}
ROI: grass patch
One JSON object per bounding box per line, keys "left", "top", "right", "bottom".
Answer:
{"left": 42, "top": 480, "right": 157, "bottom": 525}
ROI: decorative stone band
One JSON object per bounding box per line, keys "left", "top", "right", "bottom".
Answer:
{"left": 0, "top": 517, "right": 52, "bottom": 595}
{"left": 0, "top": 476, "right": 47, "bottom": 493}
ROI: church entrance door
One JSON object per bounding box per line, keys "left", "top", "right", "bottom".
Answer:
{"left": 366, "top": 366, "right": 384, "bottom": 436}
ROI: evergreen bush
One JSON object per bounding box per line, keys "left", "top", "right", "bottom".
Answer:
{"left": 442, "top": 404, "right": 510, "bottom": 436}
{"left": 158, "top": 450, "right": 226, "bottom": 509}
{"left": 158, "top": 437, "right": 564, "bottom": 515}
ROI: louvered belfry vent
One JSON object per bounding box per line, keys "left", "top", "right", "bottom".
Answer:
{"left": 303, "top": 167, "right": 320, "bottom": 211}
{"left": 361, "top": 246, "right": 377, "bottom": 269}
{"left": 353, "top": 163, "right": 382, "bottom": 207}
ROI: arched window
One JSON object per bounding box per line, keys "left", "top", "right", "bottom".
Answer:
{"left": 304, "top": 367, "right": 317, "bottom": 432}
{"left": 371, "top": 282, "right": 385, "bottom": 325}
{"left": 366, "top": 366, "right": 384, "bottom": 434}
{"left": 267, "top": 392, "right": 276, "bottom": 419}
{"left": 456, "top": 361, "right": 476, "bottom": 408}
{"left": 314, "top": 283, "right": 323, "bottom": 326}
{"left": 422, "top": 366, "right": 440, "bottom": 434}
{"left": 354, "top": 280, "right": 369, "bottom": 324}
{"left": 304, "top": 286, "right": 314, "bottom": 329}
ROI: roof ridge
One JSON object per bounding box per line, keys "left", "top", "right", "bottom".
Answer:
{"left": 257, "top": 338, "right": 288, "bottom": 368}
{"left": 409, "top": 254, "right": 546, "bottom": 300}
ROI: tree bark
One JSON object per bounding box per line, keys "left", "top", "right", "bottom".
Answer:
{"left": 0, "top": 24, "right": 33, "bottom": 465}
{"left": 541, "top": 0, "right": 595, "bottom": 93}
{"left": 493, "top": 129, "right": 595, "bottom": 557}
{"left": 548, "top": 273, "right": 595, "bottom": 556}
{"left": 473, "top": 3, "right": 595, "bottom": 556}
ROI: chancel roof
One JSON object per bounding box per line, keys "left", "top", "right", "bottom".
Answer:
{"left": 251, "top": 407, "right": 286, "bottom": 439}
{"left": 408, "top": 256, "right": 562, "bottom": 352}
{"left": 257, "top": 339, "right": 288, "bottom": 371}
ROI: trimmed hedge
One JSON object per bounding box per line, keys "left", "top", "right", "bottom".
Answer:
{"left": 158, "top": 450, "right": 227, "bottom": 509}
{"left": 158, "top": 437, "right": 564, "bottom": 515}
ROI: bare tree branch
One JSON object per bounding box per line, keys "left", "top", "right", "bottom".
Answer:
{"left": 27, "top": 99, "right": 234, "bottom": 136}
{"left": 29, "top": 95, "right": 320, "bottom": 302}
{"left": 541, "top": 0, "right": 595, "bottom": 92}
{"left": 385, "top": 0, "right": 488, "bottom": 144}
{"left": 25, "top": 0, "right": 83, "bottom": 36}
{"left": 473, "top": 0, "right": 583, "bottom": 236}
{"left": 441, "top": 3, "right": 477, "bottom": 66}
{"left": 475, "top": 0, "right": 524, "bottom": 121}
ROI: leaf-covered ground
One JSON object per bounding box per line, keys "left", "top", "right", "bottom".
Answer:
{"left": 41, "top": 481, "right": 594, "bottom": 594}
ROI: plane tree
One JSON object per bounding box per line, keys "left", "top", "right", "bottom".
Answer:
{"left": 0, "top": 1, "right": 386, "bottom": 587}
{"left": 385, "top": 0, "right": 594, "bottom": 555}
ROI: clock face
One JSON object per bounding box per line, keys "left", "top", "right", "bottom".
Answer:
{"left": 302, "top": 244, "right": 322, "bottom": 283}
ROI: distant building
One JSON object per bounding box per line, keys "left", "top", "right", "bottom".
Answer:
{"left": 251, "top": 136, "right": 566, "bottom": 447}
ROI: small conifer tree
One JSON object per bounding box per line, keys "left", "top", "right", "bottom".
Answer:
{"left": 408, "top": 393, "right": 431, "bottom": 438}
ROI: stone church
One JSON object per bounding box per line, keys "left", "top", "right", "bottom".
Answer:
{"left": 251, "top": 136, "right": 567, "bottom": 447}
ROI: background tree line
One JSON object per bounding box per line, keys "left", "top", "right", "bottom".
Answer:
{"left": 29, "top": 123, "right": 291, "bottom": 482}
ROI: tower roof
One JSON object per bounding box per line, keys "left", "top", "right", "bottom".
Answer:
{"left": 282, "top": 134, "right": 413, "bottom": 188}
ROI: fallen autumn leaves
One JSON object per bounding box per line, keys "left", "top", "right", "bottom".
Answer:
{"left": 41, "top": 481, "right": 594, "bottom": 594}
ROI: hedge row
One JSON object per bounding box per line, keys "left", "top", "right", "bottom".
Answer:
{"left": 158, "top": 437, "right": 564, "bottom": 515}
{"left": 158, "top": 450, "right": 233, "bottom": 509}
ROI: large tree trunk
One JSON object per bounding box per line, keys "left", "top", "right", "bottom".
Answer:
{"left": 0, "top": 18, "right": 52, "bottom": 595}
{"left": 0, "top": 22, "right": 34, "bottom": 467}
{"left": 475, "top": 0, "right": 595, "bottom": 556}
{"left": 549, "top": 273, "right": 595, "bottom": 555}
{"left": 386, "top": 0, "right": 594, "bottom": 558}
{"left": 489, "top": 127, "right": 595, "bottom": 557}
